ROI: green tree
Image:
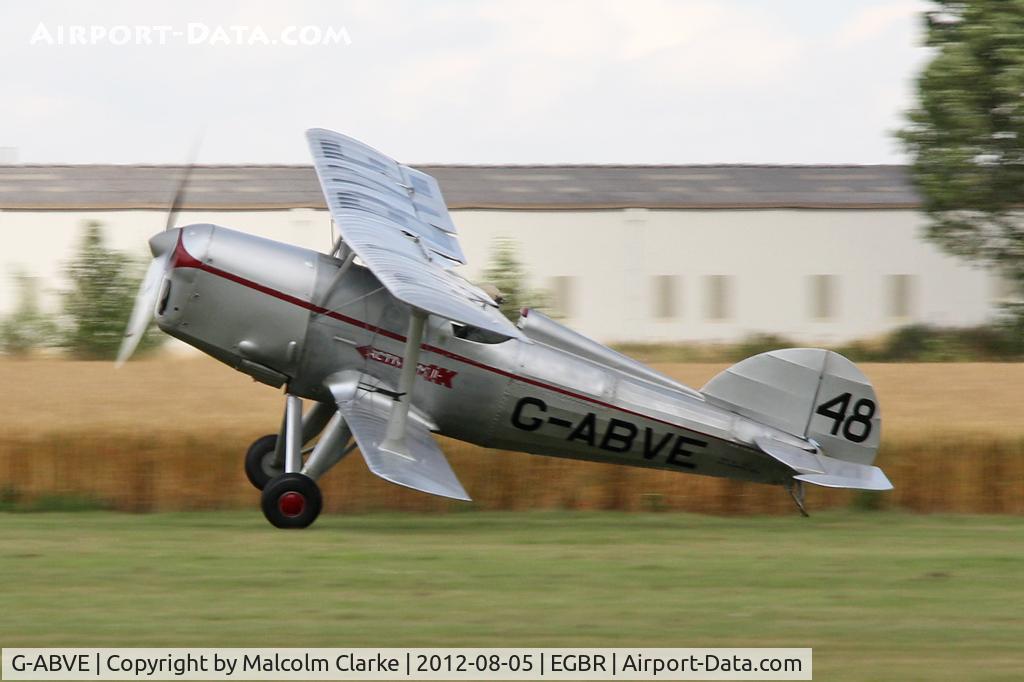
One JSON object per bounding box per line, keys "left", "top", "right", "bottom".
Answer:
{"left": 60, "top": 221, "right": 164, "bottom": 360}
{"left": 481, "top": 237, "right": 550, "bottom": 321}
{"left": 898, "top": 1, "right": 1024, "bottom": 295}
{"left": 0, "top": 270, "right": 57, "bottom": 356}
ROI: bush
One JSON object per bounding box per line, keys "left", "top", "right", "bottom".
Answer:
{"left": 0, "top": 486, "right": 20, "bottom": 511}
{"left": 849, "top": 490, "right": 885, "bottom": 512}
{"left": 613, "top": 322, "right": 1024, "bottom": 365}
{"left": 880, "top": 324, "right": 934, "bottom": 361}
{"left": 481, "top": 237, "right": 551, "bottom": 321}
{"left": 727, "top": 333, "right": 797, "bottom": 362}
{"left": 872, "top": 323, "right": 1023, "bottom": 362}
{"left": 0, "top": 488, "right": 110, "bottom": 513}
{"left": 0, "top": 271, "right": 57, "bottom": 356}
{"left": 59, "top": 221, "right": 165, "bottom": 360}
{"left": 993, "top": 302, "right": 1024, "bottom": 357}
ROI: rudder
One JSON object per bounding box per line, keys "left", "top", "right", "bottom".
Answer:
{"left": 701, "top": 348, "right": 881, "bottom": 466}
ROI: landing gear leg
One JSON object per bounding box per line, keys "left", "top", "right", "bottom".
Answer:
{"left": 258, "top": 394, "right": 331, "bottom": 529}
{"left": 301, "top": 401, "right": 337, "bottom": 447}
{"left": 245, "top": 400, "right": 337, "bottom": 490}
{"left": 283, "top": 394, "right": 303, "bottom": 474}
{"left": 302, "top": 413, "right": 355, "bottom": 481}
{"left": 786, "top": 479, "right": 810, "bottom": 517}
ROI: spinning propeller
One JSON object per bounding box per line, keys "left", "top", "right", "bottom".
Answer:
{"left": 114, "top": 162, "right": 195, "bottom": 367}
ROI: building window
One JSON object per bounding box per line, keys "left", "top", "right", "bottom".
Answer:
{"left": 808, "top": 274, "right": 838, "bottom": 320}
{"left": 550, "top": 276, "right": 575, "bottom": 318}
{"left": 704, "top": 275, "right": 733, "bottom": 321}
{"left": 886, "top": 274, "right": 915, "bottom": 318}
{"left": 652, "top": 275, "right": 679, "bottom": 319}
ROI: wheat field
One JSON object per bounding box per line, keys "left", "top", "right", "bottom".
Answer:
{"left": 1, "top": 357, "right": 1022, "bottom": 514}
{"left": 3, "top": 356, "right": 1024, "bottom": 435}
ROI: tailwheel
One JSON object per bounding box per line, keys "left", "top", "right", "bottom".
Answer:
{"left": 786, "top": 479, "right": 810, "bottom": 517}
{"left": 244, "top": 434, "right": 282, "bottom": 490}
{"left": 261, "top": 473, "right": 322, "bottom": 529}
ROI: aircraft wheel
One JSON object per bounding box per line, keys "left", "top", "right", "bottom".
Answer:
{"left": 261, "top": 473, "right": 322, "bottom": 529}
{"left": 244, "top": 434, "right": 282, "bottom": 490}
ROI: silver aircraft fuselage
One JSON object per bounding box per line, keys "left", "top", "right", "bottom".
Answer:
{"left": 155, "top": 223, "right": 803, "bottom": 487}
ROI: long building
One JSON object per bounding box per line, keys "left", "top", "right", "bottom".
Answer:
{"left": 0, "top": 164, "right": 1008, "bottom": 344}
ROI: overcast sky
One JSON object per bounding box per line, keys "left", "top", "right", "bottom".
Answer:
{"left": 0, "top": 0, "right": 930, "bottom": 165}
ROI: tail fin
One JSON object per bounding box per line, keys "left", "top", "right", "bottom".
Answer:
{"left": 701, "top": 349, "right": 890, "bottom": 491}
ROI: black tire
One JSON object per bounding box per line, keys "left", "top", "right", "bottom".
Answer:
{"left": 244, "top": 434, "right": 282, "bottom": 490}
{"left": 260, "top": 473, "right": 322, "bottom": 529}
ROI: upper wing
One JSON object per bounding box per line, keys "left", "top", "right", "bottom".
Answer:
{"left": 307, "top": 128, "right": 522, "bottom": 339}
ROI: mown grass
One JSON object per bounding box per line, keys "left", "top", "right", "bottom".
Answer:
{"left": 0, "top": 511, "right": 1022, "bottom": 681}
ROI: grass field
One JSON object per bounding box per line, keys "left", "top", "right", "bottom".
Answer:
{"left": 0, "top": 511, "right": 1022, "bottom": 680}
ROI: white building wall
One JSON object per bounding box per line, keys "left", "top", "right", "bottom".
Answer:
{"left": 0, "top": 207, "right": 1001, "bottom": 344}
{"left": 455, "top": 208, "right": 999, "bottom": 343}
{"left": 0, "top": 208, "right": 331, "bottom": 316}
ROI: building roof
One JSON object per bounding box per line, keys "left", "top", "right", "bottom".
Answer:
{"left": 0, "top": 164, "right": 920, "bottom": 211}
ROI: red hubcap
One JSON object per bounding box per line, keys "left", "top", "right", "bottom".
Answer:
{"left": 278, "top": 491, "right": 306, "bottom": 517}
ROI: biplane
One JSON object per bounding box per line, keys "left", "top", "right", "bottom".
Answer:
{"left": 118, "top": 128, "right": 892, "bottom": 527}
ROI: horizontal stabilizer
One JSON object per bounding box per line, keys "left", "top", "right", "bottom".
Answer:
{"left": 326, "top": 373, "right": 470, "bottom": 501}
{"left": 795, "top": 472, "right": 893, "bottom": 491}
{"left": 754, "top": 436, "right": 824, "bottom": 474}
{"left": 755, "top": 435, "right": 891, "bottom": 491}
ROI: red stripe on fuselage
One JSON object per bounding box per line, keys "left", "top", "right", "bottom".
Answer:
{"left": 172, "top": 239, "right": 725, "bottom": 439}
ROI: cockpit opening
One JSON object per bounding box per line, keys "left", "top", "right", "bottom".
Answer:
{"left": 451, "top": 322, "right": 511, "bottom": 344}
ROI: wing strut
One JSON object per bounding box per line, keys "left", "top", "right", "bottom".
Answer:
{"left": 318, "top": 249, "right": 357, "bottom": 308}
{"left": 380, "top": 309, "right": 428, "bottom": 459}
